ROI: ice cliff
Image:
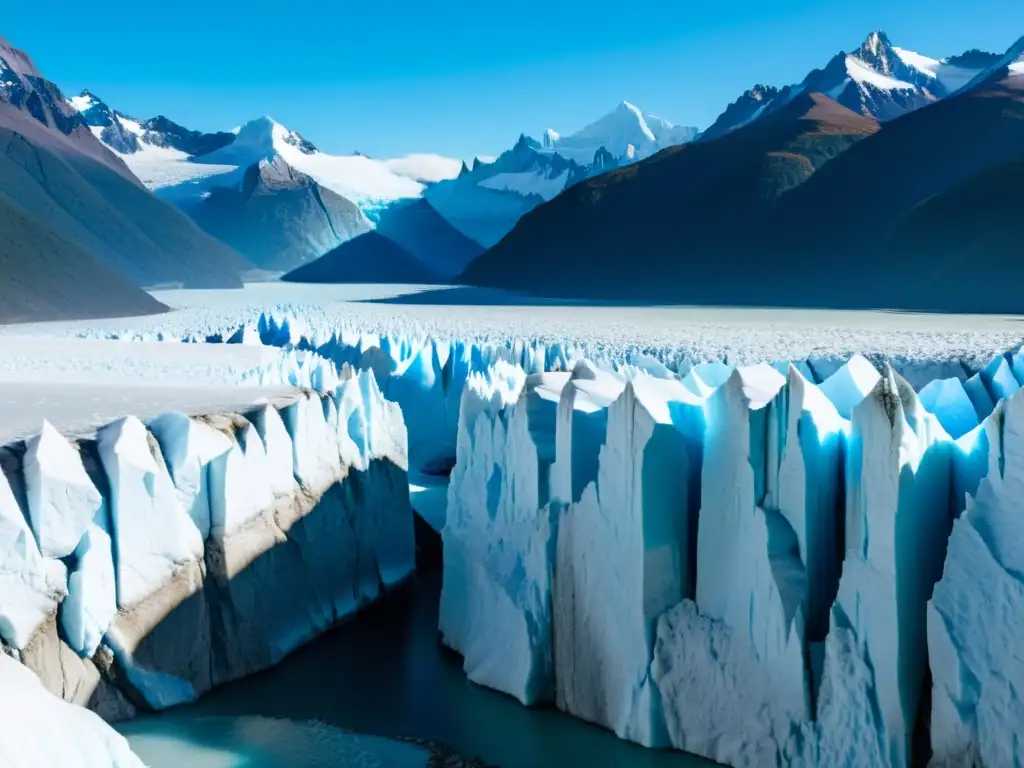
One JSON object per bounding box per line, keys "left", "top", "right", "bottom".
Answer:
{"left": 435, "top": 343, "right": 1024, "bottom": 767}
{"left": 23, "top": 310, "right": 1024, "bottom": 766}
{"left": 0, "top": 370, "right": 415, "bottom": 765}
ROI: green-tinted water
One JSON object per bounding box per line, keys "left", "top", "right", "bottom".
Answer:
{"left": 120, "top": 570, "right": 714, "bottom": 768}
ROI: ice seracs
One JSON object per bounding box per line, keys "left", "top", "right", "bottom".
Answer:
{"left": 0, "top": 369, "right": 416, "bottom": 743}
{"left": 440, "top": 369, "right": 564, "bottom": 704}
{"left": 556, "top": 374, "right": 706, "bottom": 746}
{"left": 97, "top": 415, "right": 205, "bottom": 610}
{"left": 23, "top": 420, "right": 103, "bottom": 560}
{"left": 0, "top": 463, "right": 65, "bottom": 651}
{"left": 814, "top": 368, "right": 955, "bottom": 766}
{"left": 928, "top": 395, "right": 1024, "bottom": 766}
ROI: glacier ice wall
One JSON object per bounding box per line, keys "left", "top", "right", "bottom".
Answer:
{"left": 438, "top": 344, "right": 1024, "bottom": 767}
{"left": 39, "top": 310, "right": 1024, "bottom": 765}
{"left": 0, "top": 370, "right": 415, "bottom": 722}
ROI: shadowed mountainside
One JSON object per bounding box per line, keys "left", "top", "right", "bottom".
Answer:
{"left": 0, "top": 194, "right": 167, "bottom": 323}
{"left": 282, "top": 231, "right": 442, "bottom": 285}
{"left": 461, "top": 93, "right": 879, "bottom": 300}
{"left": 461, "top": 74, "right": 1024, "bottom": 313}
{"left": 188, "top": 156, "right": 371, "bottom": 272}
{"left": 0, "top": 37, "right": 253, "bottom": 292}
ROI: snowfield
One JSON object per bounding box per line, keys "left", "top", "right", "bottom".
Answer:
{"left": 2, "top": 282, "right": 1024, "bottom": 767}
{"left": 4, "top": 283, "right": 1022, "bottom": 380}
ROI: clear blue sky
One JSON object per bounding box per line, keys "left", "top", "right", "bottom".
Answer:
{"left": 4, "top": 1, "right": 1022, "bottom": 159}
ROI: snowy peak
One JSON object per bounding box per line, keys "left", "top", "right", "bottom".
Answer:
{"left": 706, "top": 29, "right": 960, "bottom": 133}
{"left": 68, "top": 90, "right": 119, "bottom": 128}
{"left": 67, "top": 91, "right": 238, "bottom": 158}
{"left": 855, "top": 30, "right": 901, "bottom": 74}
{"left": 197, "top": 116, "right": 315, "bottom": 166}
{"left": 542, "top": 100, "right": 698, "bottom": 165}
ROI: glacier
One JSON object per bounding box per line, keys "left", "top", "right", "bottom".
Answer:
{"left": 0, "top": 653, "right": 142, "bottom": 768}
{"left": 0, "top": 368, "right": 415, "bottom": 760}
{"left": 5, "top": 306, "right": 1024, "bottom": 766}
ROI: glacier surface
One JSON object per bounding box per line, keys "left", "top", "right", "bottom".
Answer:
{"left": 4, "top": 297, "right": 1024, "bottom": 766}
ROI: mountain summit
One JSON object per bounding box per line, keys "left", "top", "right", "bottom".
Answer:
{"left": 542, "top": 101, "right": 699, "bottom": 164}
{"left": 702, "top": 30, "right": 1001, "bottom": 138}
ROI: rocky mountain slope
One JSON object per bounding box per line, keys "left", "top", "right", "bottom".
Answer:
{"left": 0, "top": 38, "right": 252, "bottom": 290}
{"left": 703, "top": 30, "right": 1002, "bottom": 139}
{"left": 0, "top": 193, "right": 167, "bottom": 323}
{"left": 281, "top": 230, "right": 441, "bottom": 284}
{"left": 461, "top": 93, "right": 880, "bottom": 298}
{"left": 461, "top": 55, "right": 1024, "bottom": 312}
{"left": 187, "top": 155, "right": 372, "bottom": 271}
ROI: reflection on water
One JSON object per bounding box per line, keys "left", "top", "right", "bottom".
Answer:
{"left": 120, "top": 716, "right": 429, "bottom": 768}
{"left": 121, "top": 570, "right": 714, "bottom": 768}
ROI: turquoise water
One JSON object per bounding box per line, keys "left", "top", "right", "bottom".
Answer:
{"left": 119, "top": 570, "right": 714, "bottom": 768}
{"left": 120, "top": 716, "right": 429, "bottom": 767}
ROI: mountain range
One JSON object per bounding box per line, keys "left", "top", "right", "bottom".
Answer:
{"left": 2, "top": 29, "right": 1023, "bottom": 321}
{"left": 463, "top": 32, "right": 1024, "bottom": 313}
{"left": 0, "top": 38, "right": 253, "bottom": 321}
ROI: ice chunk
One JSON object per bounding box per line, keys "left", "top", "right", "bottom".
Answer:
{"left": 249, "top": 404, "right": 296, "bottom": 497}
{"left": 963, "top": 371, "right": 996, "bottom": 422}
{"left": 384, "top": 342, "right": 448, "bottom": 472}
{"left": 684, "top": 365, "right": 809, "bottom": 763}
{"left": 819, "top": 367, "right": 954, "bottom": 767}
{"left": 980, "top": 354, "right": 1021, "bottom": 403}
{"left": 653, "top": 600, "right": 801, "bottom": 766}
{"left": 61, "top": 520, "right": 116, "bottom": 658}
{"left": 96, "top": 416, "right": 204, "bottom": 609}
{"left": 692, "top": 361, "right": 732, "bottom": 388}
{"left": 800, "top": 625, "right": 889, "bottom": 765}
{"left": 335, "top": 370, "right": 409, "bottom": 475}
{"left": 148, "top": 412, "right": 233, "bottom": 540}
{"left": 225, "top": 324, "right": 261, "bottom": 345}
{"left": 206, "top": 416, "right": 276, "bottom": 539}
{"left": 550, "top": 362, "right": 626, "bottom": 507}
{"left": 918, "top": 377, "right": 979, "bottom": 439}
{"left": 0, "top": 654, "right": 144, "bottom": 768}
{"left": 337, "top": 370, "right": 415, "bottom": 588}
{"left": 555, "top": 375, "right": 704, "bottom": 746}
{"left": 817, "top": 354, "right": 880, "bottom": 420}
{"left": 23, "top": 421, "right": 102, "bottom": 560}
{"left": 280, "top": 392, "right": 340, "bottom": 490}
{"left": 440, "top": 370, "right": 563, "bottom": 704}
{"left": 0, "top": 464, "right": 65, "bottom": 650}
{"left": 928, "top": 393, "right": 1024, "bottom": 766}
{"left": 767, "top": 366, "right": 846, "bottom": 641}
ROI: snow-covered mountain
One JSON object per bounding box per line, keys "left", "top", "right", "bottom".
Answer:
{"left": 704, "top": 30, "right": 1002, "bottom": 138}
{"left": 424, "top": 134, "right": 590, "bottom": 247}
{"left": 187, "top": 154, "right": 372, "bottom": 271}
{"left": 541, "top": 101, "right": 699, "bottom": 164}
{"left": 425, "top": 102, "right": 697, "bottom": 247}
{"left": 69, "top": 99, "right": 453, "bottom": 213}
{"left": 67, "top": 95, "right": 467, "bottom": 272}
{"left": 0, "top": 38, "right": 251, "bottom": 294}
{"left": 70, "top": 91, "right": 236, "bottom": 158}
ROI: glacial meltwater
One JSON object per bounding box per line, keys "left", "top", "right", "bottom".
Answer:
{"left": 116, "top": 570, "right": 714, "bottom": 768}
